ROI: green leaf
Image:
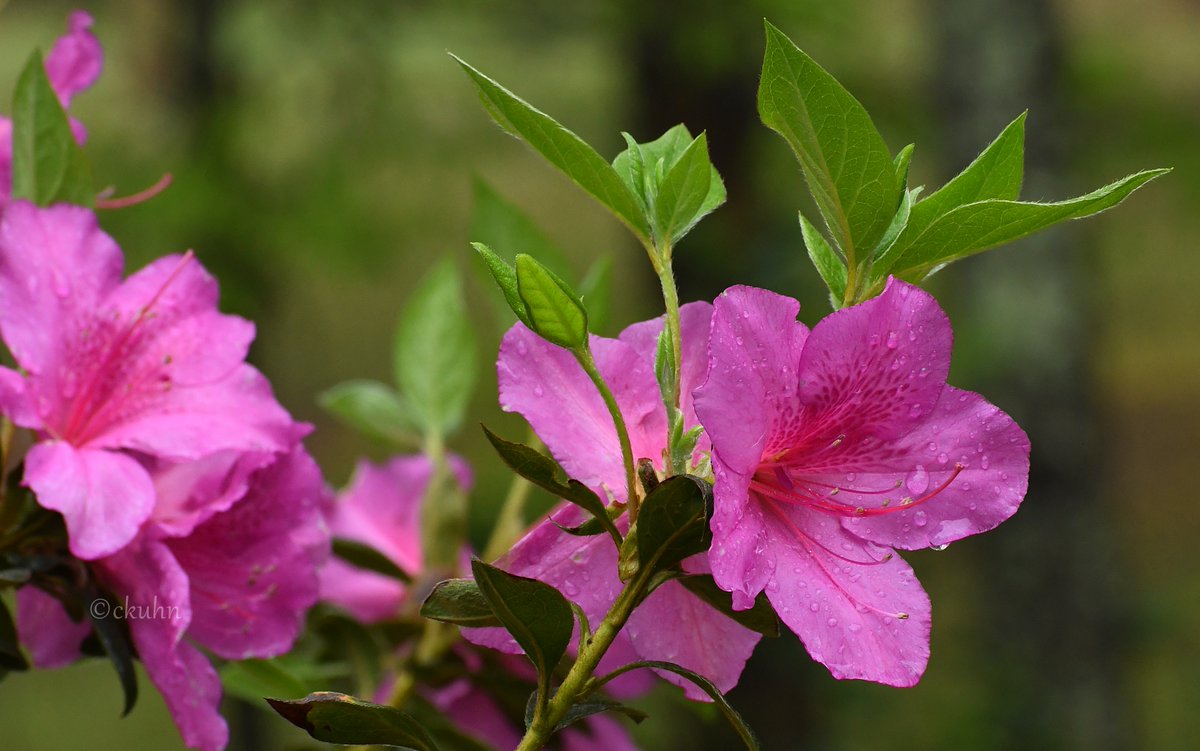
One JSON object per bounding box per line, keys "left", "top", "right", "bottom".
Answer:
{"left": 613, "top": 125, "right": 694, "bottom": 194}
{"left": 799, "top": 211, "right": 846, "bottom": 306}
{"left": 654, "top": 132, "right": 725, "bottom": 243}
{"left": 482, "top": 426, "right": 622, "bottom": 547}
{"left": 893, "top": 143, "right": 915, "bottom": 196}
{"left": 758, "top": 21, "right": 899, "bottom": 265}
{"left": 221, "top": 658, "right": 313, "bottom": 704}
{"left": 0, "top": 595, "right": 29, "bottom": 672}
{"left": 514, "top": 254, "right": 589, "bottom": 349}
{"left": 452, "top": 55, "right": 650, "bottom": 242}
{"left": 87, "top": 592, "right": 138, "bottom": 716}
{"left": 887, "top": 168, "right": 1170, "bottom": 280}
{"left": 873, "top": 113, "right": 1025, "bottom": 279}
{"left": 555, "top": 696, "right": 648, "bottom": 732}
{"left": 470, "top": 559, "right": 573, "bottom": 700}
{"left": 867, "top": 187, "right": 914, "bottom": 278}
{"left": 267, "top": 692, "right": 440, "bottom": 750}
{"left": 471, "top": 242, "right": 531, "bottom": 327}
{"left": 392, "top": 260, "right": 477, "bottom": 437}
{"left": 318, "top": 380, "right": 419, "bottom": 446}
{"left": 600, "top": 660, "right": 760, "bottom": 750}
{"left": 419, "top": 578, "right": 502, "bottom": 628}
{"left": 636, "top": 475, "right": 712, "bottom": 574}
{"left": 332, "top": 538, "right": 412, "bottom": 584}
{"left": 11, "top": 50, "right": 93, "bottom": 207}
{"left": 678, "top": 575, "right": 780, "bottom": 637}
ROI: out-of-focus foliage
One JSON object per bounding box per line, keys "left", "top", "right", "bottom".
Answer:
{"left": 0, "top": 0, "right": 1196, "bottom": 749}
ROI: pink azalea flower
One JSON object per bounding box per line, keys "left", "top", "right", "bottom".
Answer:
{"left": 17, "top": 445, "right": 331, "bottom": 751}
{"left": 320, "top": 454, "right": 472, "bottom": 622}
{"left": 693, "top": 280, "right": 1030, "bottom": 686}
{"left": 0, "top": 11, "right": 103, "bottom": 215}
{"left": 464, "top": 306, "right": 761, "bottom": 701}
{"left": 0, "top": 203, "right": 297, "bottom": 559}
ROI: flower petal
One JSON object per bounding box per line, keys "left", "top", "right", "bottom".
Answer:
{"left": 0, "top": 365, "right": 39, "bottom": 429}
{"left": 841, "top": 386, "right": 1031, "bottom": 549}
{"left": 708, "top": 465, "right": 779, "bottom": 610}
{"left": 15, "top": 586, "right": 90, "bottom": 668}
{"left": 563, "top": 714, "right": 639, "bottom": 751}
{"left": 618, "top": 300, "right": 714, "bottom": 435}
{"left": 498, "top": 324, "right": 664, "bottom": 499}
{"left": 795, "top": 278, "right": 951, "bottom": 446}
{"left": 25, "top": 441, "right": 155, "bottom": 560}
{"left": 169, "top": 448, "right": 329, "bottom": 659}
{"left": 149, "top": 449, "right": 278, "bottom": 538}
{"left": 694, "top": 286, "right": 810, "bottom": 479}
{"left": 0, "top": 203, "right": 123, "bottom": 377}
{"left": 625, "top": 579, "right": 759, "bottom": 700}
{"left": 761, "top": 503, "right": 931, "bottom": 686}
{"left": 100, "top": 538, "right": 228, "bottom": 751}
{"left": 45, "top": 11, "right": 103, "bottom": 107}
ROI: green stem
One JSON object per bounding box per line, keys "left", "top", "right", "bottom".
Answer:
{"left": 575, "top": 348, "right": 639, "bottom": 518}
{"left": 514, "top": 567, "right": 654, "bottom": 751}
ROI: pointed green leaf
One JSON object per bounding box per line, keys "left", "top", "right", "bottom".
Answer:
{"left": 678, "top": 575, "right": 780, "bottom": 637}
{"left": 452, "top": 55, "right": 650, "bottom": 241}
{"left": 873, "top": 113, "right": 1026, "bottom": 279}
{"left": 11, "top": 50, "right": 93, "bottom": 207}
{"left": 636, "top": 475, "right": 712, "bottom": 574}
{"left": 799, "top": 211, "right": 846, "bottom": 306}
{"left": 393, "top": 260, "right": 477, "bottom": 437}
{"left": 597, "top": 660, "right": 760, "bottom": 750}
{"left": 471, "top": 242, "right": 531, "bottom": 327}
{"left": 888, "top": 168, "right": 1170, "bottom": 279}
{"left": 318, "top": 380, "right": 419, "bottom": 446}
{"left": 514, "top": 254, "right": 588, "bottom": 349}
{"left": 555, "top": 696, "right": 648, "bottom": 732}
{"left": 482, "top": 426, "right": 622, "bottom": 547}
{"left": 87, "top": 592, "right": 138, "bottom": 716}
{"left": 419, "top": 578, "right": 503, "bottom": 628}
{"left": 332, "top": 539, "right": 412, "bottom": 584}
{"left": 267, "top": 692, "right": 440, "bottom": 750}
{"left": 758, "top": 22, "right": 899, "bottom": 265}
{"left": 470, "top": 560, "right": 573, "bottom": 694}
{"left": 893, "top": 143, "right": 915, "bottom": 196}
{"left": 867, "top": 187, "right": 914, "bottom": 279}
{"left": 613, "top": 124, "right": 694, "bottom": 193}
{"left": 655, "top": 132, "right": 725, "bottom": 243}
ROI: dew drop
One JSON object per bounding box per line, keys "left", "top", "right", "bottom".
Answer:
{"left": 908, "top": 403, "right": 923, "bottom": 417}
{"left": 936, "top": 452, "right": 948, "bottom": 464}
{"left": 533, "top": 385, "right": 544, "bottom": 397}
{"left": 735, "top": 336, "right": 744, "bottom": 345}
{"left": 826, "top": 617, "right": 838, "bottom": 628}
{"left": 913, "top": 510, "right": 927, "bottom": 527}
{"left": 980, "top": 454, "right": 990, "bottom": 470}
{"left": 515, "top": 339, "right": 528, "bottom": 356}
{"left": 905, "top": 465, "right": 929, "bottom": 494}
{"left": 809, "top": 602, "right": 820, "bottom": 612}
{"left": 848, "top": 622, "right": 862, "bottom": 633}
{"left": 885, "top": 331, "right": 898, "bottom": 349}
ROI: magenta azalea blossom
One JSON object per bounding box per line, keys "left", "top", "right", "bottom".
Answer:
{"left": 18, "top": 445, "right": 330, "bottom": 751}
{"left": 693, "top": 279, "right": 1030, "bottom": 686}
{"left": 464, "top": 306, "right": 761, "bottom": 701}
{"left": 0, "top": 11, "right": 103, "bottom": 215}
{"left": 0, "top": 203, "right": 297, "bottom": 559}
{"left": 320, "top": 454, "right": 472, "bottom": 622}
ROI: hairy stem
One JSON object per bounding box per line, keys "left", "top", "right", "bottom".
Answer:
{"left": 514, "top": 567, "right": 654, "bottom": 751}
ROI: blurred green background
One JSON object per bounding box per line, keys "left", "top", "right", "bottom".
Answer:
{"left": 1, "top": 0, "right": 1197, "bottom": 749}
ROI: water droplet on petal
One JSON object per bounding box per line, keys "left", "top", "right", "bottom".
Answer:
{"left": 913, "top": 510, "right": 927, "bottom": 527}
{"left": 826, "top": 617, "right": 838, "bottom": 627}
{"left": 809, "top": 602, "right": 820, "bottom": 612}
{"left": 885, "top": 331, "right": 898, "bottom": 349}
{"left": 848, "top": 622, "right": 862, "bottom": 633}
{"left": 980, "top": 454, "right": 990, "bottom": 470}
{"left": 936, "top": 452, "right": 948, "bottom": 464}
{"left": 909, "top": 403, "right": 923, "bottom": 417}
{"left": 905, "top": 465, "right": 929, "bottom": 494}
{"left": 533, "top": 385, "right": 544, "bottom": 397}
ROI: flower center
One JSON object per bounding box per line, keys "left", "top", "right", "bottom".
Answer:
{"left": 749, "top": 460, "right": 965, "bottom": 519}
{"left": 56, "top": 252, "right": 195, "bottom": 445}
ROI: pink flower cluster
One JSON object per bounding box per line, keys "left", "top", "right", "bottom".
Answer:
{"left": 480, "top": 278, "right": 1029, "bottom": 691}
{"left": 1, "top": 16, "right": 330, "bottom": 751}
